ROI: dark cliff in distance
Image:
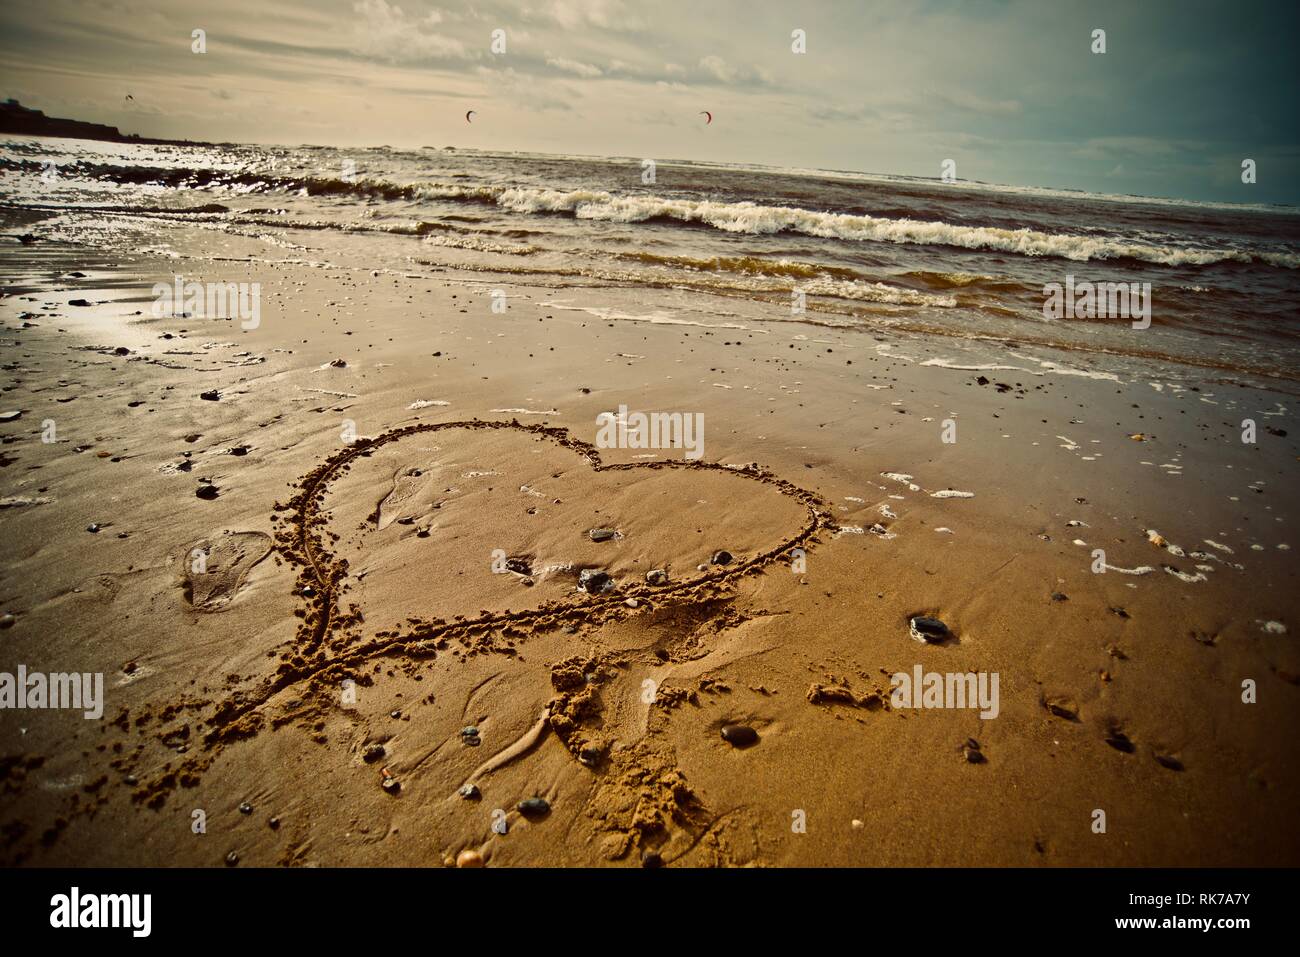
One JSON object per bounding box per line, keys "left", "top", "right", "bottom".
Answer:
{"left": 0, "top": 99, "right": 208, "bottom": 146}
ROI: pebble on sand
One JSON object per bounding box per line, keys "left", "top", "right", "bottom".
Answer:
{"left": 578, "top": 569, "right": 614, "bottom": 594}
{"left": 1043, "top": 695, "right": 1079, "bottom": 721}
{"left": 711, "top": 550, "right": 733, "bottom": 565}
{"left": 1154, "top": 752, "right": 1185, "bottom": 772}
{"left": 456, "top": 849, "right": 484, "bottom": 868}
{"left": 1104, "top": 725, "right": 1135, "bottom": 753}
{"left": 720, "top": 724, "right": 758, "bottom": 747}
{"left": 458, "top": 784, "right": 480, "bottom": 800}
{"left": 908, "top": 616, "right": 951, "bottom": 643}
{"left": 645, "top": 568, "right": 668, "bottom": 585}
{"left": 517, "top": 797, "right": 551, "bottom": 819}
{"left": 588, "top": 528, "right": 619, "bottom": 542}
{"left": 195, "top": 484, "right": 219, "bottom": 500}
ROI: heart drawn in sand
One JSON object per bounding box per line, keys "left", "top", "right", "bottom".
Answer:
{"left": 210, "top": 419, "right": 835, "bottom": 730}
{"left": 137, "top": 418, "right": 842, "bottom": 861}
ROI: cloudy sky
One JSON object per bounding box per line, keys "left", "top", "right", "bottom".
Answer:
{"left": 2, "top": 0, "right": 1296, "bottom": 204}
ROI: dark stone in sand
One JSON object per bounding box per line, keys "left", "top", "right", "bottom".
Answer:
{"left": 645, "top": 569, "right": 668, "bottom": 586}
{"left": 1051, "top": 592, "right": 1069, "bottom": 602}
{"left": 720, "top": 724, "right": 758, "bottom": 747}
{"left": 458, "top": 784, "right": 480, "bottom": 800}
{"left": 1105, "top": 729, "right": 1135, "bottom": 754}
{"left": 86, "top": 523, "right": 102, "bottom": 533}
{"left": 268, "top": 817, "right": 280, "bottom": 830}
{"left": 225, "top": 851, "right": 239, "bottom": 866}
{"left": 69, "top": 298, "right": 92, "bottom": 307}
{"left": 1043, "top": 696, "right": 1079, "bottom": 721}
{"left": 199, "top": 390, "right": 220, "bottom": 401}
{"left": 909, "top": 616, "right": 950, "bottom": 643}
{"left": 362, "top": 744, "right": 385, "bottom": 763}
{"left": 711, "top": 550, "right": 733, "bottom": 565}
{"left": 0, "top": 613, "right": 14, "bottom": 629}
{"left": 382, "top": 776, "right": 401, "bottom": 792}
{"left": 1155, "top": 753, "right": 1185, "bottom": 772}
{"left": 238, "top": 802, "right": 253, "bottom": 814}
{"left": 230, "top": 446, "right": 249, "bottom": 456}
{"left": 961, "top": 738, "right": 986, "bottom": 764}
{"left": 195, "top": 484, "right": 219, "bottom": 500}
{"left": 517, "top": 797, "right": 550, "bottom": 819}
{"left": 505, "top": 556, "right": 531, "bottom": 575}
{"left": 589, "top": 528, "right": 618, "bottom": 542}
{"left": 641, "top": 850, "right": 663, "bottom": 869}
{"left": 578, "top": 569, "right": 613, "bottom": 594}
{"left": 113, "top": 347, "right": 130, "bottom": 356}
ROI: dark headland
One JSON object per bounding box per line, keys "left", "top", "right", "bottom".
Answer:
{"left": 0, "top": 99, "right": 208, "bottom": 146}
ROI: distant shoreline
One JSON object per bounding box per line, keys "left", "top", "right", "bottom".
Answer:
{"left": 0, "top": 98, "right": 210, "bottom": 148}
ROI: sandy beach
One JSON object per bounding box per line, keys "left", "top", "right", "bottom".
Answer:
{"left": 2, "top": 207, "right": 1296, "bottom": 868}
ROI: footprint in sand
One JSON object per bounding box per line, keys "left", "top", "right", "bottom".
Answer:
{"left": 376, "top": 465, "right": 433, "bottom": 530}
{"left": 184, "top": 531, "right": 272, "bottom": 610}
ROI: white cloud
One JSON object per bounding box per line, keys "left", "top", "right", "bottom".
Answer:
{"left": 352, "top": 0, "right": 468, "bottom": 62}
{"left": 533, "top": 0, "right": 642, "bottom": 31}
{"left": 546, "top": 56, "right": 603, "bottom": 77}
{"left": 697, "top": 55, "right": 770, "bottom": 87}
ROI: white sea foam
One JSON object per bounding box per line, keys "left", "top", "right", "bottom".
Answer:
{"left": 424, "top": 184, "right": 1300, "bottom": 269}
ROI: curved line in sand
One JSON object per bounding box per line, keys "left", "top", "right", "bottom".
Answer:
{"left": 462, "top": 709, "right": 550, "bottom": 786}
{"left": 203, "top": 418, "right": 834, "bottom": 743}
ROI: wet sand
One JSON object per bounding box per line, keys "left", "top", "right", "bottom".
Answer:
{"left": 1, "top": 224, "right": 1298, "bottom": 867}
